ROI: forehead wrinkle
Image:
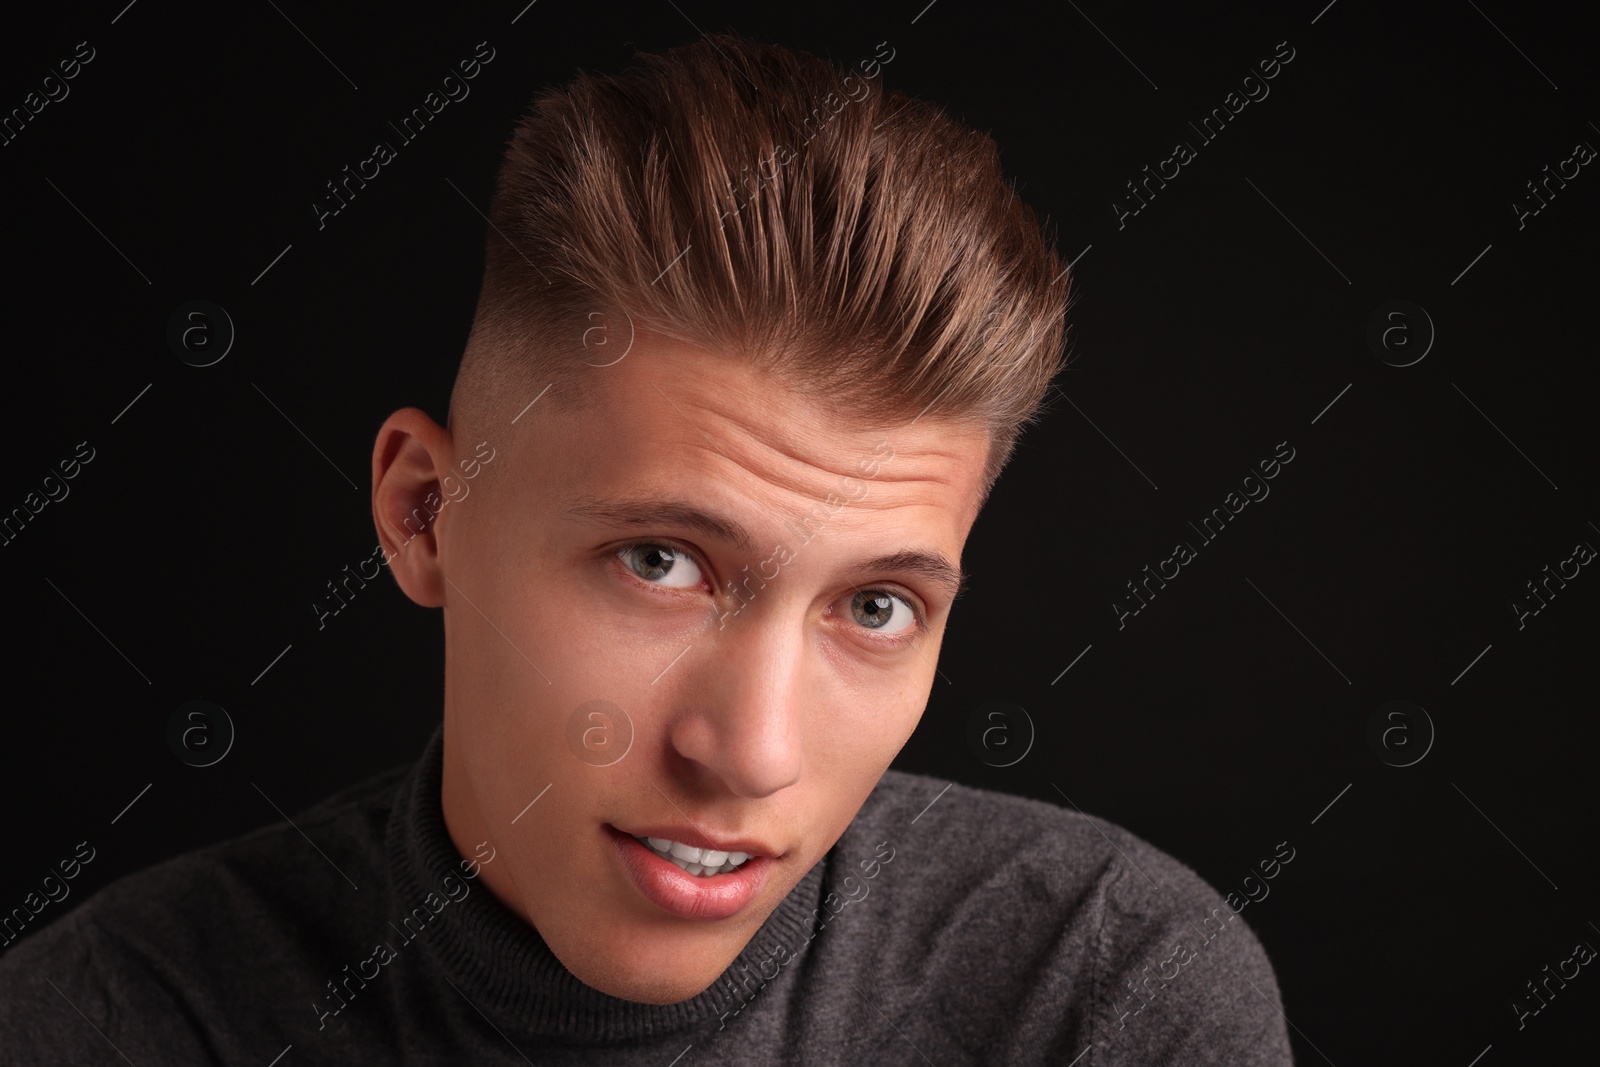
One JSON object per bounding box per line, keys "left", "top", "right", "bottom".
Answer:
{"left": 671, "top": 406, "right": 972, "bottom": 498}
{"left": 674, "top": 438, "right": 963, "bottom": 535}
{"left": 642, "top": 356, "right": 988, "bottom": 492}
{"left": 599, "top": 373, "right": 986, "bottom": 558}
{"left": 671, "top": 379, "right": 976, "bottom": 480}
{"left": 573, "top": 435, "right": 970, "bottom": 588}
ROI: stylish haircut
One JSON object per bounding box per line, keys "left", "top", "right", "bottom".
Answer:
{"left": 451, "top": 33, "right": 1072, "bottom": 496}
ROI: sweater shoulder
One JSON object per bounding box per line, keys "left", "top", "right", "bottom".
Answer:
{"left": 856, "top": 767, "right": 1220, "bottom": 906}
{"left": 82, "top": 757, "right": 408, "bottom": 931}
{"left": 819, "top": 768, "right": 1293, "bottom": 1064}
{"left": 0, "top": 758, "right": 414, "bottom": 1059}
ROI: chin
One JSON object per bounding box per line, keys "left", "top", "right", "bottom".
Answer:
{"left": 570, "top": 952, "right": 723, "bottom": 1005}
{"left": 525, "top": 879, "right": 753, "bottom": 1004}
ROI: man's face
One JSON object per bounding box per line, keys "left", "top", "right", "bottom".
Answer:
{"left": 393, "top": 330, "right": 991, "bottom": 1004}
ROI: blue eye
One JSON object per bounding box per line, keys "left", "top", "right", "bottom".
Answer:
{"left": 847, "top": 590, "right": 917, "bottom": 635}
{"left": 617, "top": 543, "right": 704, "bottom": 589}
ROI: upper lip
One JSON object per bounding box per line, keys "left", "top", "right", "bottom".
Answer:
{"left": 615, "top": 823, "right": 779, "bottom": 858}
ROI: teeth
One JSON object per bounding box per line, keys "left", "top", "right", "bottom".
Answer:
{"left": 633, "top": 835, "right": 755, "bottom": 877}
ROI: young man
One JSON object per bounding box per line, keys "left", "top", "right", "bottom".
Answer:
{"left": 0, "top": 35, "right": 1292, "bottom": 1065}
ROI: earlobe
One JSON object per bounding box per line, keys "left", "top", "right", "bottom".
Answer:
{"left": 371, "top": 407, "right": 455, "bottom": 609}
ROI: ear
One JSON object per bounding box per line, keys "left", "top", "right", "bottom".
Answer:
{"left": 371, "top": 407, "right": 455, "bottom": 608}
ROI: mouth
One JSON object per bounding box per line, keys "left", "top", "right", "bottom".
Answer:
{"left": 605, "top": 824, "right": 774, "bottom": 921}
{"left": 630, "top": 835, "right": 755, "bottom": 877}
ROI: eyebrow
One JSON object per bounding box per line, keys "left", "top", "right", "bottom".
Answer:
{"left": 565, "top": 495, "right": 757, "bottom": 552}
{"left": 854, "top": 548, "right": 969, "bottom": 601}
{"left": 563, "top": 494, "right": 968, "bottom": 601}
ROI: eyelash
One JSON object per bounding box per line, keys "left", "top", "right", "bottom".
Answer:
{"left": 611, "top": 540, "right": 928, "bottom": 647}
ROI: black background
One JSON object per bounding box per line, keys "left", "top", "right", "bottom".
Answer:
{"left": 3, "top": 0, "right": 1596, "bottom": 1063}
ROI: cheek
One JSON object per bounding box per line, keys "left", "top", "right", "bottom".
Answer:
{"left": 810, "top": 675, "right": 925, "bottom": 785}
{"left": 451, "top": 556, "right": 685, "bottom": 781}
{"left": 455, "top": 517, "right": 609, "bottom": 677}
{"left": 817, "top": 628, "right": 938, "bottom": 744}
{"left": 802, "top": 714, "right": 909, "bottom": 847}
{"left": 519, "top": 567, "right": 709, "bottom": 718}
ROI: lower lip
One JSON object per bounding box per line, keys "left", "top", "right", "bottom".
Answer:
{"left": 607, "top": 826, "right": 771, "bottom": 921}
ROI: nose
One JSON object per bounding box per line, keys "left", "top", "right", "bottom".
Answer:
{"left": 668, "top": 609, "right": 805, "bottom": 799}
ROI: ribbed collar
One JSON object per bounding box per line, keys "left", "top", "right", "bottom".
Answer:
{"left": 384, "top": 724, "right": 828, "bottom": 1043}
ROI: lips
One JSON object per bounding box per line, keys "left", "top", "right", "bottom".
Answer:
{"left": 618, "top": 824, "right": 777, "bottom": 858}
{"left": 605, "top": 824, "right": 775, "bottom": 921}
{"left": 634, "top": 835, "right": 752, "bottom": 877}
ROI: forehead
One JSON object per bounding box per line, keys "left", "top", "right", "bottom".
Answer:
{"left": 517, "top": 333, "right": 992, "bottom": 550}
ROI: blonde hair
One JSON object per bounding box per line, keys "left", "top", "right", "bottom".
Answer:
{"left": 452, "top": 34, "right": 1073, "bottom": 495}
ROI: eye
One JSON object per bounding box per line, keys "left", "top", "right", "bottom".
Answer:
{"left": 846, "top": 589, "right": 918, "bottom": 636}
{"left": 616, "top": 543, "right": 704, "bottom": 589}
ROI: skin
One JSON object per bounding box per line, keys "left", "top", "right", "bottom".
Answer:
{"left": 371, "top": 328, "right": 992, "bottom": 1004}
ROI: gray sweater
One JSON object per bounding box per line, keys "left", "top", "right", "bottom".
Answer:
{"left": 0, "top": 726, "right": 1294, "bottom": 1064}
